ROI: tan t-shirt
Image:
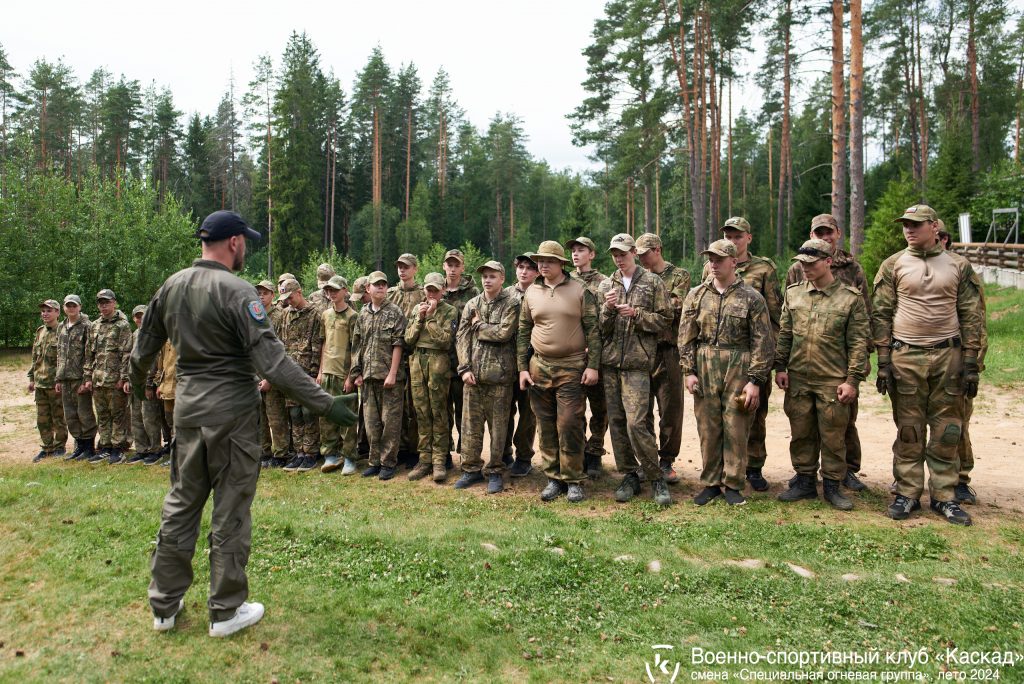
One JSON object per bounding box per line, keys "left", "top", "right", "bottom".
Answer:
{"left": 891, "top": 250, "right": 962, "bottom": 346}
{"left": 522, "top": 276, "right": 587, "bottom": 360}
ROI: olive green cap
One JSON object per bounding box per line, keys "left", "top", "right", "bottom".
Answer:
{"left": 396, "top": 253, "right": 419, "bottom": 267}
{"left": 635, "top": 233, "right": 662, "bottom": 254}
{"left": 367, "top": 271, "right": 389, "bottom": 285}
{"left": 894, "top": 204, "right": 938, "bottom": 223}
{"left": 564, "top": 236, "right": 597, "bottom": 253}
{"left": 721, "top": 216, "right": 751, "bottom": 233}
{"left": 701, "top": 239, "right": 737, "bottom": 258}
{"left": 792, "top": 238, "right": 834, "bottom": 263}
{"left": 810, "top": 214, "right": 838, "bottom": 231}
{"left": 476, "top": 260, "right": 505, "bottom": 275}
{"left": 423, "top": 272, "right": 446, "bottom": 290}
{"left": 324, "top": 275, "right": 348, "bottom": 290}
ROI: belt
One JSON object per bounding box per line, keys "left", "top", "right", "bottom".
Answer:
{"left": 413, "top": 347, "right": 447, "bottom": 354}
{"left": 892, "top": 337, "right": 960, "bottom": 351}
{"left": 700, "top": 343, "right": 748, "bottom": 351}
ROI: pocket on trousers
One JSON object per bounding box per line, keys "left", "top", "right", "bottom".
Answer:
{"left": 896, "top": 383, "right": 917, "bottom": 396}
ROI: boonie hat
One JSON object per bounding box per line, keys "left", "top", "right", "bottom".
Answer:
{"left": 526, "top": 241, "right": 570, "bottom": 263}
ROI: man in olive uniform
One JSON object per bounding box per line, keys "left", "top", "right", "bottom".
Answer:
{"left": 702, "top": 217, "right": 783, "bottom": 491}
{"left": 56, "top": 294, "right": 96, "bottom": 461}
{"left": 259, "top": 280, "right": 291, "bottom": 468}
{"left": 597, "top": 235, "right": 673, "bottom": 506}
{"left": 131, "top": 210, "right": 356, "bottom": 638}
{"left": 442, "top": 249, "right": 480, "bottom": 465}
{"left": 785, "top": 214, "right": 871, "bottom": 492}
{"left": 636, "top": 233, "right": 691, "bottom": 483}
{"left": 566, "top": 236, "right": 608, "bottom": 477}
{"left": 83, "top": 289, "right": 133, "bottom": 465}
{"left": 518, "top": 241, "right": 602, "bottom": 503}
{"left": 126, "top": 305, "right": 166, "bottom": 464}
{"left": 307, "top": 263, "right": 335, "bottom": 312}
{"left": 389, "top": 253, "right": 425, "bottom": 467}
{"left": 774, "top": 239, "right": 870, "bottom": 510}
{"left": 682, "top": 239, "right": 774, "bottom": 506}
{"left": 277, "top": 278, "right": 324, "bottom": 472}
{"left": 318, "top": 275, "right": 359, "bottom": 475}
{"left": 28, "top": 299, "right": 67, "bottom": 461}
{"left": 872, "top": 204, "right": 985, "bottom": 526}
{"left": 455, "top": 261, "right": 520, "bottom": 494}
{"left": 406, "top": 273, "right": 458, "bottom": 482}
{"left": 503, "top": 255, "right": 539, "bottom": 476}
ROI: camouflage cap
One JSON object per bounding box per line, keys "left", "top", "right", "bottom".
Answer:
{"left": 423, "top": 272, "right": 446, "bottom": 290}
{"left": 352, "top": 276, "right": 369, "bottom": 295}
{"left": 396, "top": 253, "right": 419, "bottom": 267}
{"left": 702, "top": 239, "right": 738, "bottom": 258}
{"left": 256, "top": 279, "right": 275, "bottom": 293}
{"left": 96, "top": 288, "right": 116, "bottom": 301}
{"left": 894, "top": 204, "right": 938, "bottom": 223}
{"left": 513, "top": 254, "right": 538, "bottom": 269}
{"left": 936, "top": 219, "right": 946, "bottom": 231}
{"left": 793, "top": 238, "right": 834, "bottom": 263}
{"left": 443, "top": 249, "right": 465, "bottom": 264}
{"left": 608, "top": 233, "right": 636, "bottom": 252}
{"left": 276, "top": 278, "right": 301, "bottom": 303}
{"left": 635, "top": 233, "right": 662, "bottom": 254}
{"left": 722, "top": 216, "right": 752, "bottom": 234}
{"left": 324, "top": 275, "right": 349, "bottom": 290}
{"left": 476, "top": 260, "right": 506, "bottom": 275}
{"left": 810, "top": 214, "right": 838, "bottom": 231}
{"left": 63, "top": 294, "right": 82, "bottom": 307}
{"left": 367, "top": 270, "right": 389, "bottom": 285}
{"left": 526, "top": 240, "right": 570, "bottom": 263}
{"left": 564, "top": 236, "right": 597, "bottom": 253}
{"left": 316, "top": 263, "right": 336, "bottom": 284}
{"left": 278, "top": 272, "right": 296, "bottom": 284}
{"left": 39, "top": 299, "right": 60, "bottom": 311}
{"left": 132, "top": 304, "right": 147, "bottom": 317}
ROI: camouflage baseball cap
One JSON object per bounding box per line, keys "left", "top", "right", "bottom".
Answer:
{"left": 63, "top": 294, "right": 82, "bottom": 307}
{"left": 635, "top": 233, "right": 662, "bottom": 254}
{"left": 443, "top": 249, "right": 465, "bottom": 264}
{"left": 894, "top": 204, "right": 938, "bottom": 223}
{"left": 396, "top": 253, "right": 419, "bottom": 267}
{"left": 276, "top": 278, "right": 301, "bottom": 303}
{"left": 702, "top": 239, "right": 738, "bottom": 258}
{"left": 278, "top": 272, "right": 296, "bottom": 284}
{"left": 564, "top": 236, "right": 597, "bottom": 253}
{"left": 810, "top": 214, "right": 838, "bottom": 231}
{"left": 256, "top": 279, "right": 275, "bottom": 293}
{"left": 722, "top": 216, "right": 751, "bottom": 233}
{"left": 526, "top": 240, "right": 570, "bottom": 263}
{"left": 423, "top": 272, "right": 446, "bottom": 290}
{"left": 96, "top": 288, "right": 116, "bottom": 301}
{"left": 39, "top": 299, "right": 60, "bottom": 311}
{"left": 352, "top": 276, "right": 369, "bottom": 295}
{"left": 476, "top": 260, "right": 506, "bottom": 275}
{"left": 316, "top": 263, "right": 336, "bottom": 284}
{"left": 367, "top": 271, "right": 389, "bottom": 285}
{"left": 608, "top": 233, "right": 636, "bottom": 252}
{"left": 132, "top": 304, "right": 147, "bottom": 317}
{"left": 792, "top": 238, "right": 834, "bottom": 263}
{"left": 324, "top": 275, "right": 349, "bottom": 290}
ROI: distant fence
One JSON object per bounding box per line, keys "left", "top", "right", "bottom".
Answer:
{"left": 952, "top": 243, "right": 1024, "bottom": 289}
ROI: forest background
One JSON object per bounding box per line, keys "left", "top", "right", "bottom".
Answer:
{"left": 2, "top": 0, "right": 1024, "bottom": 345}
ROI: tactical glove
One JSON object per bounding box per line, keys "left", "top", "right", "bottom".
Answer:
{"left": 875, "top": 355, "right": 895, "bottom": 396}
{"left": 324, "top": 394, "right": 358, "bottom": 426}
{"left": 962, "top": 355, "right": 980, "bottom": 399}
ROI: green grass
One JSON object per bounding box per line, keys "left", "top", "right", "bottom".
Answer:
{"left": 1, "top": 463, "right": 1022, "bottom": 682}
{"left": 982, "top": 285, "right": 1024, "bottom": 387}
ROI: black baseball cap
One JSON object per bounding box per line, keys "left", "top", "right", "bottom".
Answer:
{"left": 196, "top": 211, "right": 262, "bottom": 242}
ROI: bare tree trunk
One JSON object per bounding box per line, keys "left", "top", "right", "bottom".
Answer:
{"left": 967, "top": 0, "right": 981, "bottom": 172}
{"left": 768, "top": 126, "right": 774, "bottom": 241}
{"left": 655, "top": 159, "right": 661, "bottom": 235}
{"left": 849, "top": 0, "right": 865, "bottom": 256}
{"left": 830, "top": 0, "right": 847, "bottom": 232}
{"left": 727, "top": 71, "right": 733, "bottom": 217}
{"left": 373, "top": 102, "right": 383, "bottom": 268}
{"left": 915, "top": 0, "right": 928, "bottom": 185}
{"left": 266, "top": 86, "right": 274, "bottom": 275}
{"left": 776, "top": 0, "right": 792, "bottom": 257}
{"left": 405, "top": 106, "right": 412, "bottom": 219}
{"left": 1016, "top": 45, "right": 1024, "bottom": 165}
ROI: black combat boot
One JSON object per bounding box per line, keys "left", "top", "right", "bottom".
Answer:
{"left": 822, "top": 478, "right": 854, "bottom": 511}
{"left": 778, "top": 474, "right": 817, "bottom": 502}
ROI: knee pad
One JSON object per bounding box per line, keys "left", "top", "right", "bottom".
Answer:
{"left": 897, "top": 423, "right": 920, "bottom": 444}
{"left": 938, "top": 421, "right": 962, "bottom": 447}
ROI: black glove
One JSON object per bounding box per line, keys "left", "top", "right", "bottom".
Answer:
{"left": 324, "top": 394, "right": 358, "bottom": 426}
{"left": 876, "top": 355, "right": 895, "bottom": 396}
{"left": 962, "top": 355, "right": 980, "bottom": 399}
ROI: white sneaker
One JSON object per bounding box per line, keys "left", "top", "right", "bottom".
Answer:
{"left": 341, "top": 457, "right": 358, "bottom": 475}
{"left": 153, "top": 599, "right": 184, "bottom": 632}
{"left": 209, "top": 601, "right": 265, "bottom": 637}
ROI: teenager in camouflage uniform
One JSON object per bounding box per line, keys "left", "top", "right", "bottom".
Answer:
{"left": 389, "top": 253, "right": 425, "bottom": 467}
{"left": 126, "top": 305, "right": 166, "bottom": 464}
{"left": 597, "top": 235, "right": 673, "bottom": 507}
{"left": 774, "top": 239, "right": 870, "bottom": 511}
{"left": 250, "top": 281, "right": 275, "bottom": 464}
{"left": 682, "top": 240, "right": 774, "bottom": 506}
{"left": 566, "top": 236, "right": 609, "bottom": 477}
{"left": 258, "top": 280, "right": 291, "bottom": 468}
{"left": 636, "top": 232, "right": 691, "bottom": 483}
{"left": 277, "top": 278, "right": 324, "bottom": 472}
{"left": 307, "top": 263, "right": 335, "bottom": 313}
{"left": 872, "top": 204, "right": 985, "bottom": 526}
{"left": 442, "top": 249, "right": 479, "bottom": 465}
{"left": 351, "top": 276, "right": 372, "bottom": 463}
{"left": 28, "top": 299, "right": 67, "bottom": 461}
{"left": 351, "top": 271, "right": 407, "bottom": 480}
{"left": 702, "top": 217, "right": 783, "bottom": 492}
{"left": 56, "top": 294, "right": 96, "bottom": 461}
{"left": 454, "top": 262, "right": 520, "bottom": 494}
{"left": 404, "top": 273, "right": 458, "bottom": 482}
{"left": 83, "top": 289, "right": 133, "bottom": 464}
{"left": 518, "top": 241, "right": 602, "bottom": 503}
{"left": 503, "top": 255, "right": 539, "bottom": 476}
{"left": 318, "top": 276, "right": 360, "bottom": 475}
{"left": 148, "top": 339, "right": 177, "bottom": 466}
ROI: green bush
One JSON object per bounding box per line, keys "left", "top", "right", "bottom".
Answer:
{"left": 860, "top": 173, "right": 919, "bottom": 282}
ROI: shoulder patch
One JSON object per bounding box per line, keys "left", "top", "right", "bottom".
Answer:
{"left": 247, "top": 300, "right": 269, "bottom": 324}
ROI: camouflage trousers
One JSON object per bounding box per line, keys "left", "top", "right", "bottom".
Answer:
{"left": 528, "top": 355, "right": 586, "bottom": 484}
{"left": 132, "top": 395, "right": 165, "bottom": 454}
{"left": 503, "top": 383, "right": 536, "bottom": 464}
{"left": 319, "top": 374, "right": 357, "bottom": 460}
{"left": 583, "top": 380, "right": 607, "bottom": 458}
{"left": 362, "top": 379, "right": 403, "bottom": 468}
{"left": 410, "top": 349, "right": 450, "bottom": 467}
{"left": 890, "top": 345, "right": 963, "bottom": 502}
{"left": 94, "top": 386, "right": 130, "bottom": 449}
{"left": 35, "top": 387, "right": 67, "bottom": 451}
{"left": 783, "top": 384, "right": 851, "bottom": 482}
{"left": 259, "top": 393, "right": 272, "bottom": 456}
{"left": 692, "top": 347, "right": 755, "bottom": 491}
{"left": 264, "top": 388, "right": 291, "bottom": 458}
{"left": 746, "top": 377, "right": 772, "bottom": 470}
{"left": 400, "top": 362, "right": 419, "bottom": 456}
{"left": 604, "top": 368, "right": 661, "bottom": 482}
{"left": 163, "top": 399, "right": 175, "bottom": 437}
{"left": 843, "top": 398, "right": 863, "bottom": 473}
{"left": 649, "top": 343, "right": 684, "bottom": 467}
{"left": 59, "top": 379, "right": 96, "bottom": 440}
{"left": 287, "top": 399, "right": 320, "bottom": 456}
{"left": 461, "top": 382, "right": 513, "bottom": 475}
{"left": 958, "top": 395, "right": 975, "bottom": 485}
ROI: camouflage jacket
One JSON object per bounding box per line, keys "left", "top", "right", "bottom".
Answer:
{"left": 774, "top": 279, "right": 870, "bottom": 388}
{"left": 350, "top": 301, "right": 407, "bottom": 381}
{"left": 442, "top": 275, "right": 480, "bottom": 314}
{"left": 280, "top": 303, "right": 324, "bottom": 376}
{"left": 678, "top": 279, "right": 774, "bottom": 385}
{"left": 457, "top": 290, "right": 520, "bottom": 384}
{"left": 572, "top": 269, "right": 607, "bottom": 298}
{"left": 651, "top": 262, "right": 691, "bottom": 346}
{"left": 405, "top": 300, "right": 458, "bottom": 352}
{"left": 321, "top": 305, "right": 358, "bottom": 377}
{"left": 307, "top": 288, "right": 330, "bottom": 314}
{"left": 268, "top": 305, "right": 287, "bottom": 336}
{"left": 387, "top": 281, "right": 426, "bottom": 327}
{"left": 703, "top": 254, "right": 783, "bottom": 331}
{"left": 785, "top": 248, "right": 870, "bottom": 315}
{"left": 84, "top": 309, "right": 132, "bottom": 387}
{"left": 56, "top": 314, "right": 91, "bottom": 381}
{"left": 503, "top": 283, "right": 530, "bottom": 304}
{"left": 597, "top": 267, "right": 671, "bottom": 371}
{"left": 29, "top": 322, "right": 61, "bottom": 388}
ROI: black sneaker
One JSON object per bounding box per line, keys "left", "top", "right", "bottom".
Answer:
{"left": 68, "top": 440, "right": 88, "bottom": 461}
{"left": 584, "top": 453, "right": 604, "bottom": 478}
{"left": 614, "top": 472, "right": 642, "bottom": 503}
{"left": 842, "top": 471, "right": 867, "bottom": 492}
{"left": 89, "top": 449, "right": 110, "bottom": 464}
{"left": 107, "top": 449, "right": 125, "bottom": 465}
{"left": 930, "top": 500, "right": 972, "bottom": 526}
{"left": 260, "top": 456, "right": 272, "bottom": 469}
{"left": 694, "top": 486, "right": 722, "bottom": 506}
{"left": 886, "top": 494, "right": 921, "bottom": 520}
{"left": 567, "top": 483, "right": 585, "bottom": 503}
{"left": 143, "top": 452, "right": 163, "bottom": 466}
{"left": 362, "top": 465, "right": 381, "bottom": 477}
{"left": 377, "top": 466, "right": 397, "bottom": 481}
{"left": 296, "top": 455, "right": 319, "bottom": 472}
{"left": 509, "top": 461, "right": 533, "bottom": 477}
{"left": 953, "top": 483, "right": 977, "bottom": 505}
{"left": 746, "top": 467, "right": 769, "bottom": 492}
{"left": 453, "top": 471, "right": 484, "bottom": 489}
{"left": 486, "top": 473, "right": 503, "bottom": 494}
{"left": 501, "top": 452, "right": 514, "bottom": 467}
{"left": 722, "top": 488, "right": 747, "bottom": 506}
{"left": 778, "top": 474, "right": 817, "bottom": 502}
{"left": 32, "top": 450, "right": 48, "bottom": 463}
{"left": 52, "top": 446, "right": 66, "bottom": 458}
{"left": 125, "top": 452, "right": 148, "bottom": 465}
{"left": 540, "top": 479, "right": 567, "bottom": 502}
{"left": 266, "top": 457, "right": 288, "bottom": 469}
{"left": 282, "top": 454, "right": 304, "bottom": 472}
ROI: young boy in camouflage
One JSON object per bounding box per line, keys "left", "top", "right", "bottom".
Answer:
{"left": 126, "top": 305, "right": 166, "bottom": 464}
{"left": 28, "top": 299, "right": 67, "bottom": 462}
{"left": 442, "top": 249, "right": 480, "bottom": 465}
{"left": 318, "top": 276, "right": 359, "bottom": 475}
{"left": 55, "top": 294, "right": 96, "bottom": 461}
{"left": 502, "top": 255, "right": 540, "bottom": 476}
{"left": 83, "top": 289, "right": 133, "bottom": 465}
{"left": 277, "top": 278, "right": 324, "bottom": 472}
{"left": 389, "top": 253, "right": 425, "bottom": 467}
{"left": 258, "top": 279, "right": 291, "bottom": 468}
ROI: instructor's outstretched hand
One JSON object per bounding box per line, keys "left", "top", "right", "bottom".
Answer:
{"left": 324, "top": 394, "right": 358, "bottom": 426}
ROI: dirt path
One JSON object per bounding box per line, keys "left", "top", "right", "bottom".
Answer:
{"left": 2, "top": 352, "right": 1021, "bottom": 513}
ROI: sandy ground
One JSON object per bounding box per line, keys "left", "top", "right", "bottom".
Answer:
{"left": 2, "top": 354, "right": 1022, "bottom": 514}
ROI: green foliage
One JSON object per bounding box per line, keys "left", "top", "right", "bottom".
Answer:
{"left": 296, "top": 248, "right": 365, "bottom": 292}
{"left": 928, "top": 117, "right": 976, "bottom": 224}
{"left": 968, "top": 160, "right": 1024, "bottom": 240}
{"left": 980, "top": 285, "right": 1024, "bottom": 387}
{"left": 418, "top": 241, "right": 487, "bottom": 285}
{"left": 860, "top": 174, "right": 919, "bottom": 282}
